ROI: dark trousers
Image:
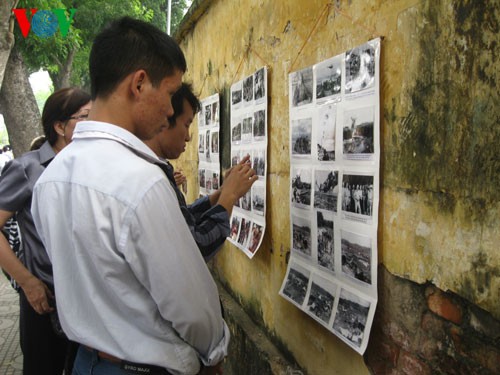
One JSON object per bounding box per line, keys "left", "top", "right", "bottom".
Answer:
{"left": 19, "top": 290, "right": 77, "bottom": 375}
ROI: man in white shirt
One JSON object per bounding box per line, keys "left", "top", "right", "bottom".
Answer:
{"left": 32, "top": 17, "right": 252, "bottom": 375}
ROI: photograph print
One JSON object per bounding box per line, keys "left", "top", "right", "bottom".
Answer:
{"left": 242, "top": 116, "right": 253, "bottom": 143}
{"left": 341, "top": 229, "right": 372, "bottom": 286}
{"left": 204, "top": 104, "right": 212, "bottom": 126}
{"left": 291, "top": 67, "right": 313, "bottom": 107}
{"left": 205, "top": 130, "right": 211, "bottom": 160}
{"left": 345, "top": 41, "right": 376, "bottom": 94}
{"left": 243, "top": 75, "right": 254, "bottom": 103}
{"left": 343, "top": 106, "right": 374, "bottom": 156}
{"left": 198, "top": 133, "right": 205, "bottom": 154}
{"left": 241, "top": 189, "right": 252, "bottom": 211}
{"left": 291, "top": 214, "right": 312, "bottom": 258}
{"left": 205, "top": 170, "right": 212, "bottom": 191}
{"left": 248, "top": 222, "right": 264, "bottom": 254}
{"left": 231, "top": 80, "right": 243, "bottom": 108}
{"left": 315, "top": 55, "right": 342, "bottom": 101}
{"left": 211, "top": 130, "right": 219, "bottom": 155}
{"left": 212, "top": 171, "right": 220, "bottom": 190}
{"left": 252, "top": 148, "right": 266, "bottom": 178}
{"left": 306, "top": 274, "right": 337, "bottom": 325}
{"left": 253, "top": 109, "right": 266, "bottom": 141}
{"left": 316, "top": 104, "right": 336, "bottom": 161}
{"left": 341, "top": 174, "right": 374, "bottom": 218}
{"left": 198, "top": 168, "right": 205, "bottom": 189}
{"left": 281, "top": 262, "right": 311, "bottom": 307}
{"left": 291, "top": 117, "right": 312, "bottom": 157}
{"left": 231, "top": 118, "right": 242, "bottom": 144}
{"left": 332, "top": 288, "right": 371, "bottom": 348}
{"left": 314, "top": 169, "right": 338, "bottom": 212}
{"left": 291, "top": 167, "right": 312, "bottom": 208}
{"left": 211, "top": 101, "right": 219, "bottom": 125}
{"left": 237, "top": 218, "right": 252, "bottom": 247}
{"left": 254, "top": 67, "right": 266, "bottom": 101}
{"left": 316, "top": 210, "right": 335, "bottom": 274}
{"left": 231, "top": 149, "right": 241, "bottom": 167}
{"left": 251, "top": 183, "right": 265, "bottom": 216}
{"left": 229, "top": 215, "right": 241, "bottom": 241}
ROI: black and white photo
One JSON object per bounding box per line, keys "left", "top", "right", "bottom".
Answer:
{"left": 343, "top": 106, "right": 374, "bottom": 156}
{"left": 242, "top": 116, "right": 253, "bottom": 143}
{"left": 232, "top": 119, "right": 242, "bottom": 143}
{"left": 316, "top": 210, "right": 334, "bottom": 273}
{"left": 341, "top": 230, "right": 372, "bottom": 285}
{"left": 241, "top": 189, "right": 251, "bottom": 211}
{"left": 341, "top": 174, "right": 374, "bottom": 217}
{"left": 314, "top": 170, "right": 338, "bottom": 212}
{"left": 211, "top": 130, "right": 219, "bottom": 154}
{"left": 332, "top": 289, "right": 370, "bottom": 348}
{"left": 198, "top": 169, "right": 205, "bottom": 188}
{"left": 315, "top": 56, "right": 342, "bottom": 101}
{"left": 254, "top": 67, "right": 265, "bottom": 101}
{"left": 204, "top": 104, "right": 212, "bottom": 126}
{"left": 243, "top": 75, "right": 254, "bottom": 103}
{"left": 212, "top": 171, "right": 220, "bottom": 191}
{"left": 316, "top": 104, "right": 336, "bottom": 161}
{"left": 253, "top": 109, "right": 266, "bottom": 140}
{"left": 252, "top": 148, "right": 266, "bottom": 178}
{"left": 211, "top": 101, "right": 219, "bottom": 125}
{"left": 198, "top": 134, "right": 204, "bottom": 154}
{"left": 232, "top": 81, "right": 243, "bottom": 107}
{"left": 291, "top": 67, "right": 313, "bottom": 107}
{"left": 291, "top": 118, "right": 312, "bottom": 157}
{"left": 251, "top": 183, "right": 265, "bottom": 216}
{"left": 281, "top": 263, "right": 310, "bottom": 307}
{"left": 231, "top": 150, "right": 241, "bottom": 167}
{"left": 291, "top": 167, "right": 312, "bottom": 208}
{"left": 345, "top": 42, "right": 375, "bottom": 94}
{"left": 292, "top": 215, "right": 312, "bottom": 258}
{"left": 306, "top": 275, "right": 336, "bottom": 324}
{"left": 205, "top": 129, "right": 210, "bottom": 159}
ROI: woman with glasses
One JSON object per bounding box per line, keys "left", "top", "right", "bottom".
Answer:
{"left": 0, "top": 87, "right": 91, "bottom": 375}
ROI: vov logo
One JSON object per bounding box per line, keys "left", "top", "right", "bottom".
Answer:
{"left": 12, "top": 8, "right": 77, "bottom": 38}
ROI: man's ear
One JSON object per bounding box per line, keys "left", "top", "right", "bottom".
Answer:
{"left": 131, "top": 70, "right": 148, "bottom": 97}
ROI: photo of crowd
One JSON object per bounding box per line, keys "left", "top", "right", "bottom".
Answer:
{"left": 242, "top": 116, "right": 253, "bottom": 143}
{"left": 332, "top": 289, "right": 370, "bottom": 348}
{"left": 281, "top": 263, "right": 310, "bottom": 306}
{"left": 341, "top": 174, "right": 374, "bottom": 217}
{"left": 341, "top": 230, "right": 372, "bottom": 285}
{"left": 253, "top": 109, "right": 266, "bottom": 140}
{"left": 306, "top": 276, "right": 336, "bottom": 324}
{"left": 292, "top": 215, "right": 312, "bottom": 258}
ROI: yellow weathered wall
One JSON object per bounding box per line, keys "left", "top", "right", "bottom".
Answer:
{"left": 173, "top": 1, "right": 500, "bottom": 374}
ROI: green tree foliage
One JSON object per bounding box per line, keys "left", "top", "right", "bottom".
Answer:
{"left": 12, "top": 0, "right": 189, "bottom": 92}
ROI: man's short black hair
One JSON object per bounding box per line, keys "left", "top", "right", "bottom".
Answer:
{"left": 90, "top": 16, "right": 187, "bottom": 100}
{"left": 168, "top": 83, "right": 201, "bottom": 127}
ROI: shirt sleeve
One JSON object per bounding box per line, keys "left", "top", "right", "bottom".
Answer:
{"left": 122, "top": 180, "right": 229, "bottom": 367}
{"left": 183, "top": 199, "right": 230, "bottom": 261}
{"left": 0, "top": 159, "right": 32, "bottom": 212}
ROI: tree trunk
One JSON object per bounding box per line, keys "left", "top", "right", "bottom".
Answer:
{"left": 51, "top": 47, "right": 76, "bottom": 91}
{"left": 0, "top": 46, "right": 42, "bottom": 157}
{"left": 0, "top": 0, "right": 18, "bottom": 90}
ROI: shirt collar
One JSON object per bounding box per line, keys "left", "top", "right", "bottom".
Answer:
{"left": 73, "top": 121, "right": 163, "bottom": 165}
{"left": 39, "top": 141, "right": 56, "bottom": 166}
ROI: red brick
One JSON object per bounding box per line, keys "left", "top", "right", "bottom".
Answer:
{"left": 427, "top": 290, "right": 462, "bottom": 324}
{"left": 398, "top": 351, "right": 431, "bottom": 375}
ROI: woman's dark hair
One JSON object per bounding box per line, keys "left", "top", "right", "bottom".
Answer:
{"left": 42, "top": 87, "right": 91, "bottom": 145}
{"left": 168, "top": 83, "right": 201, "bottom": 127}
{"left": 90, "top": 16, "right": 187, "bottom": 100}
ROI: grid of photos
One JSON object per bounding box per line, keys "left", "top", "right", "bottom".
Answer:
{"left": 228, "top": 67, "right": 268, "bottom": 258}
{"left": 280, "top": 38, "right": 380, "bottom": 355}
{"left": 198, "top": 94, "right": 220, "bottom": 197}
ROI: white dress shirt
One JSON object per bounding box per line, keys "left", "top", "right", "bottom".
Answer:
{"left": 31, "top": 121, "right": 229, "bottom": 375}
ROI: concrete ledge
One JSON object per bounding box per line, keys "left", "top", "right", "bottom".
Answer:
{"left": 216, "top": 279, "right": 304, "bottom": 375}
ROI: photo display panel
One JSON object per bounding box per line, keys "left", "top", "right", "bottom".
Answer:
{"left": 198, "top": 94, "right": 220, "bottom": 197}
{"left": 280, "top": 39, "right": 381, "bottom": 354}
{"left": 227, "top": 67, "right": 268, "bottom": 258}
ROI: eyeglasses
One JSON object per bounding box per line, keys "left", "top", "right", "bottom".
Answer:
{"left": 68, "top": 114, "right": 89, "bottom": 122}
